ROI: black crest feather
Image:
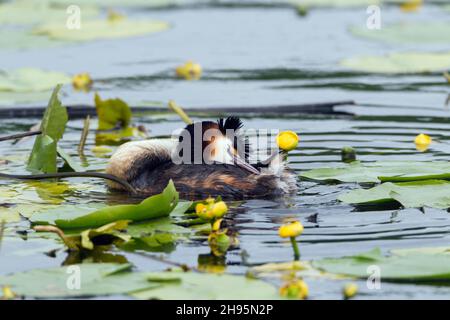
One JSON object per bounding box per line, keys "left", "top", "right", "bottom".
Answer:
{"left": 217, "top": 116, "right": 243, "bottom": 134}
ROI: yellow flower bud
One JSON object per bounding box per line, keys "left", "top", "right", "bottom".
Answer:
{"left": 279, "top": 221, "right": 304, "bottom": 238}
{"left": 107, "top": 9, "right": 125, "bottom": 22}
{"left": 414, "top": 133, "right": 431, "bottom": 152}
{"left": 175, "top": 61, "right": 202, "bottom": 80}
{"left": 211, "top": 201, "right": 228, "bottom": 219}
{"left": 415, "top": 133, "right": 431, "bottom": 145}
{"left": 400, "top": 0, "right": 422, "bottom": 12}
{"left": 280, "top": 279, "right": 308, "bottom": 300}
{"left": 72, "top": 72, "right": 93, "bottom": 92}
{"left": 343, "top": 283, "right": 358, "bottom": 299}
{"left": 2, "top": 286, "right": 16, "bottom": 300}
{"left": 276, "top": 131, "right": 299, "bottom": 152}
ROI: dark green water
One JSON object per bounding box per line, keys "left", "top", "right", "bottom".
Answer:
{"left": 0, "top": 1, "right": 450, "bottom": 299}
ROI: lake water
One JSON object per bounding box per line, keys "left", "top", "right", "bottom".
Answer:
{"left": 0, "top": 1, "right": 450, "bottom": 299}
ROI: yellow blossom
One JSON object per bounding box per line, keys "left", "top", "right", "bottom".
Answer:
{"left": 279, "top": 221, "right": 304, "bottom": 238}
{"left": 2, "top": 286, "right": 16, "bottom": 300}
{"left": 211, "top": 201, "right": 228, "bottom": 218}
{"left": 176, "top": 61, "right": 202, "bottom": 80}
{"left": 400, "top": 0, "right": 422, "bottom": 13}
{"left": 343, "top": 283, "right": 358, "bottom": 299}
{"left": 280, "top": 279, "right": 309, "bottom": 300}
{"left": 72, "top": 72, "right": 93, "bottom": 91}
{"left": 276, "top": 131, "right": 299, "bottom": 152}
{"left": 414, "top": 133, "right": 431, "bottom": 152}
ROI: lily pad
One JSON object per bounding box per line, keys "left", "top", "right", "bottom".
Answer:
{"left": 301, "top": 161, "right": 450, "bottom": 183}
{"left": 290, "top": 0, "right": 381, "bottom": 8}
{"left": 0, "top": 68, "right": 70, "bottom": 92}
{"left": 131, "top": 271, "right": 280, "bottom": 300}
{"left": 95, "top": 93, "right": 132, "bottom": 130}
{"left": 341, "top": 52, "right": 450, "bottom": 74}
{"left": 350, "top": 22, "right": 450, "bottom": 44}
{"left": 33, "top": 18, "right": 169, "bottom": 42}
{"left": 0, "top": 263, "right": 158, "bottom": 298}
{"left": 338, "top": 180, "right": 450, "bottom": 209}
{"left": 31, "top": 180, "right": 179, "bottom": 229}
{"left": 313, "top": 247, "right": 450, "bottom": 282}
{"left": 0, "top": 1, "right": 99, "bottom": 26}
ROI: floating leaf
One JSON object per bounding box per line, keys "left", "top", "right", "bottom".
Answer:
{"left": 313, "top": 247, "right": 450, "bottom": 282}
{"left": 350, "top": 22, "right": 450, "bottom": 44}
{"left": 131, "top": 271, "right": 279, "bottom": 300}
{"left": 57, "top": 146, "right": 84, "bottom": 172}
{"left": 94, "top": 93, "right": 132, "bottom": 130}
{"left": 0, "top": 1, "right": 98, "bottom": 26}
{"left": 290, "top": 0, "right": 381, "bottom": 8}
{"left": 27, "top": 85, "right": 68, "bottom": 174}
{"left": 301, "top": 161, "right": 450, "bottom": 183}
{"left": 0, "top": 263, "right": 158, "bottom": 298}
{"left": 0, "top": 207, "right": 21, "bottom": 223}
{"left": 31, "top": 180, "right": 179, "bottom": 229}
{"left": 33, "top": 19, "right": 169, "bottom": 42}
{"left": 338, "top": 180, "right": 450, "bottom": 209}
{"left": 34, "top": 220, "right": 132, "bottom": 251}
{"left": 0, "top": 68, "right": 70, "bottom": 92}
{"left": 341, "top": 52, "right": 450, "bottom": 74}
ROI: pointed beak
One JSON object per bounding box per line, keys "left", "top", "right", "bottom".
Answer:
{"left": 229, "top": 150, "right": 260, "bottom": 175}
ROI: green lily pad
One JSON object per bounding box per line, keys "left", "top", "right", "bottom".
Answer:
{"left": 0, "top": 207, "right": 21, "bottom": 223}
{"left": 313, "top": 247, "right": 450, "bottom": 282}
{"left": 33, "top": 18, "right": 169, "bottom": 42}
{"left": 0, "top": 1, "right": 99, "bottom": 26}
{"left": 291, "top": 0, "right": 381, "bottom": 8}
{"left": 341, "top": 52, "right": 450, "bottom": 74}
{"left": 350, "top": 22, "right": 450, "bottom": 44}
{"left": 338, "top": 180, "right": 450, "bottom": 209}
{"left": 0, "top": 263, "right": 159, "bottom": 298}
{"left": 0, "top": 68, "right": 70, "bottom": 92}
{"left": 27, "top": 85, "right": 68, "bottom": 174}
{"left": 31, "top": 180, "right": 179, "bottom": 229}
{"left": 131, "top": 271, "right": 280, "bottom": 300}
{"left": 47, "top": 0, "right": 178, "bottom": 8}
{"left": 95, "top": 93, "right": 132, "bottom": 130}
{"left": 301, "top": 161, "right": 450, "bottom": 183}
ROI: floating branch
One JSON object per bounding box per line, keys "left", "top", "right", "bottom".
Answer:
{"left": 0, "top": 172, "right": 136, "bottom": 194}
{"left": 0, "top": 130, "right": 42, "bottom": 142}
{"left": 0, "top": 100, "right": 356, "bottom": 119}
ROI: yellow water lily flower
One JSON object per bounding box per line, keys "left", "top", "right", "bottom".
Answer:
{"left": 72, "top": 72, "right": 93, "bottom": 91}
{"left": 279, "top": 221, "right": 304, "bottom": 238}
{"left": 276, "top": 131, "right": 299, "bottom": 152}
{"left": 2, "top": 286, "right": 16, "bottom": 300}
{"left": 196, "top": 199, "right": 228, "bottom": 221}
{"left": 107, "top": 9, "right": 125, "bottom": 22}
{"left": 414, "top": 133, "right": 432, "bottom": 152}
{"left": 343, "top": 283, "right": 358, "bottom": 299}
{"left": 400, "top": 0, "right": 422, "bottom": 13}
{"left": 175, "top": 61, "right": 202, "bottom": 80}
{"left": 280, "top": 279, "right": 309, "bottom": 300}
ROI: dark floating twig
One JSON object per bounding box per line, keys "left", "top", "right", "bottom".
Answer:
{"left": 0, "top": 130, "right": 42, "bottom": 142}
{"left": 0, "top": 172, "right": 137, "bottom": 194}
{"left": 0, "top": 100, "right": 356, "bottom": 119}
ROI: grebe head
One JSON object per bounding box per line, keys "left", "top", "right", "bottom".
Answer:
{"left": 177, "top": 116, "right": 259, "bottom": 174}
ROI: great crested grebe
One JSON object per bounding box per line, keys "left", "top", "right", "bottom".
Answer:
{"left": 106, "top": 117, "right": 297, "bottom": 199}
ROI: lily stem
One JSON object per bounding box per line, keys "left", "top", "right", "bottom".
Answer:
{"left": 290, "top": 236, "right": 300, "bottom": 261}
